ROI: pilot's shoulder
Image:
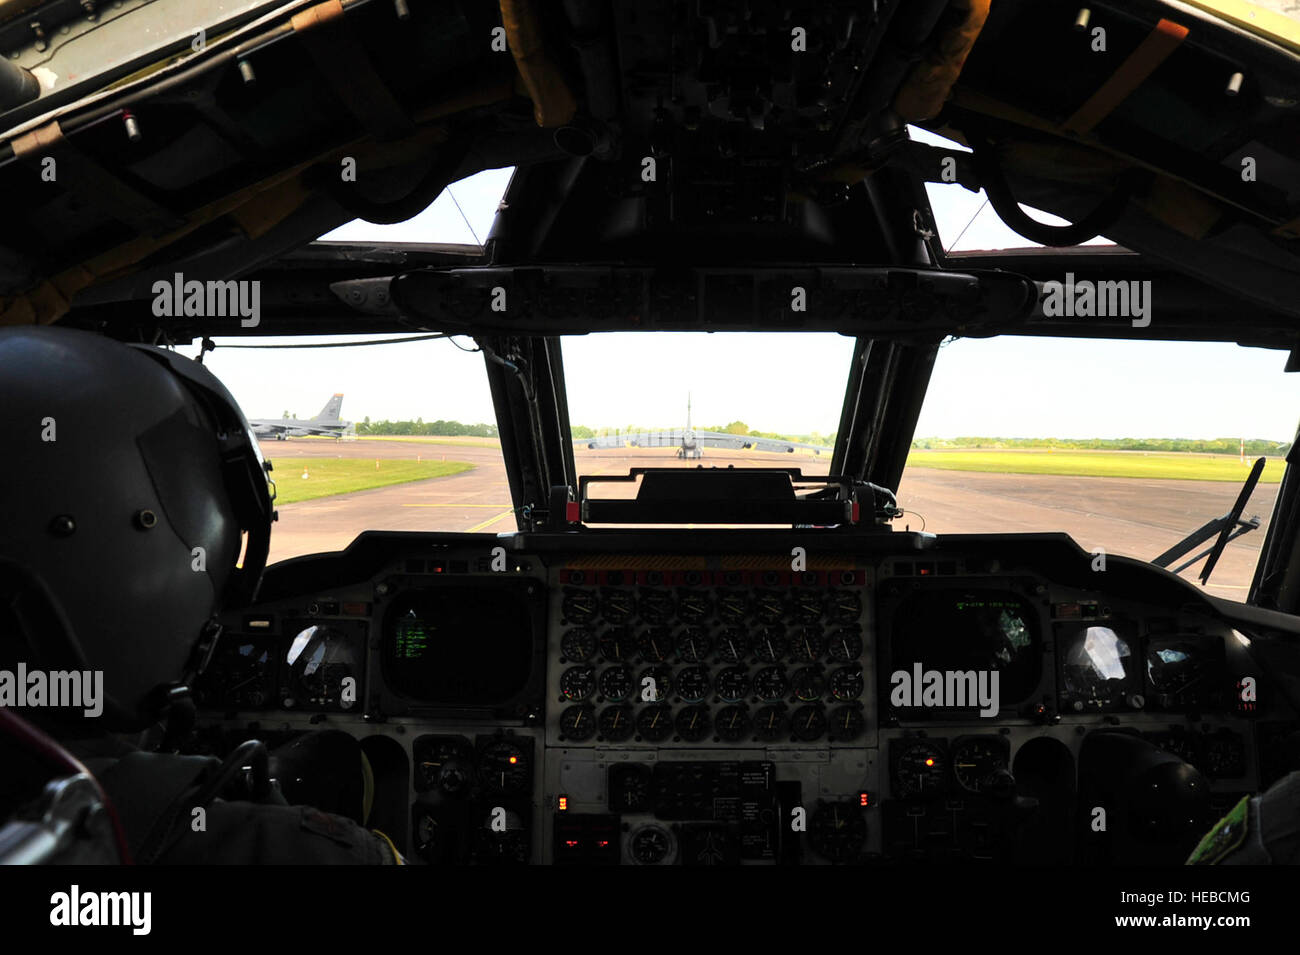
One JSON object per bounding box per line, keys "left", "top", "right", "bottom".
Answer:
{"left": 1187, "top": 794, "right": 1250, "bottom": 865}
{"left": 158, "top": 801, "right": 400, "bottom": 865}
{"left": 1188, "top": 771, "right": 1300, "bottom": 865}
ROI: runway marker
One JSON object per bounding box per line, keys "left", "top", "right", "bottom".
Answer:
{"left": 469, "top": 509, "right": 515, "bottom": 532}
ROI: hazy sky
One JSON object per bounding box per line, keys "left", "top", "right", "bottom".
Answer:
{"left": 177, "top": 132, "right": 1300, "bottom": 442}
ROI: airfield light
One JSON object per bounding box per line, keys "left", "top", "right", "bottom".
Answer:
{"left": 557, "top": 795, "right": 568, "bottom": 811}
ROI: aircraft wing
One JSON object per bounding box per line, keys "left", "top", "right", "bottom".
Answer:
{"left": 251, "top": 422, "right": 347, "bottom": 438}
{"left": 742, "top": 436, "right": 828, "bottom": 455}
{"left": 579, "top": 432, "right": 666, "bottom": 448}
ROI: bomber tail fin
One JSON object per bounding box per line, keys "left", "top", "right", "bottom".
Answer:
{"left": 314, "top": 393, "right": 344, "bottom": 423}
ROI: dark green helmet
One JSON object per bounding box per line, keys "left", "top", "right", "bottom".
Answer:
{"left": 0, "top": 326, "right": 274, "bottom": 729}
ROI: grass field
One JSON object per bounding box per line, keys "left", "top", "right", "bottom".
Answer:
{"left": 270, "top": 458, "right": 475, "bottom": 504}
{"left": 906, "top": 449, "right": 1284, "bottom": 483}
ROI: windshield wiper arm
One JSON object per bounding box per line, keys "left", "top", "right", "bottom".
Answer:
{"left": 1152, "top": 456, "right": 1265, "bottom": 583}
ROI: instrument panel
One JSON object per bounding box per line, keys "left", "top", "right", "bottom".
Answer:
{"left": 547, "top": 567, "right": 871, "bottom": 748}
{"left": 189, "top": 531, "right": 1298, "bottom": 865}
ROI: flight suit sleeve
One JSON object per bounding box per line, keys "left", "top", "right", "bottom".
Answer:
{"left": 154, "top": 800, "right": 401, "bottom": 865}
{"left": 1188, "top": 771, "right": 1300, "bottom": 865}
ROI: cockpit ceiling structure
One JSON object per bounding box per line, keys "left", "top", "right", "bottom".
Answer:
{"left": 0, "top": 0, "right": 1293, "bottom": 342}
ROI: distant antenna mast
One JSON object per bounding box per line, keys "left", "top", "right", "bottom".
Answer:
{"left": 687, "top": 392, "right": 692, "bottom": 431}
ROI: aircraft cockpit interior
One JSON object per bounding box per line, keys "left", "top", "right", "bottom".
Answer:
{"left": 2, "top": 0, "right": 1300, "bottom": 916}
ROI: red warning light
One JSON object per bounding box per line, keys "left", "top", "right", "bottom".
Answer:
{"left": 565, "top": 840, "right": 578, "bottom": 848}
{"left": 508, "top": 756, "right": 518, "bottom": 764}
{"left": 858, "top": 791, "right": 870, "bottom": 807}
{"left": 557, "top": 795, "right": 568, "bottom": 811}
{"left": 597, "top": 840, "right": 609, "bottom": 848}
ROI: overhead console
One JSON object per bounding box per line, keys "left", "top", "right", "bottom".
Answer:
{"left": 188, "top": 528, "right": 1298, "bottom": 865}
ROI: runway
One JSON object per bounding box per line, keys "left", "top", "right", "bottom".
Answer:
{"left": 262, "top": 440, "right": 1273, "bottom": 601}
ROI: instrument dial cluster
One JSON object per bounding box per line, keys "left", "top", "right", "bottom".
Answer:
{"left": 549, "top": 566, "right": 871, "bottom": 745}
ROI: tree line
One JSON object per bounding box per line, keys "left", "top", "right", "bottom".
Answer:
{"left": 910, "top": 436, "right": 1291, "bottom": 455}
{"left": 356, "top": 417, "right": 498, "bottom": 437}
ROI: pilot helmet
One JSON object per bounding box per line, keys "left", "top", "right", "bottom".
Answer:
{"left": 0, "top": 326, "right": 274, "bottom": 730}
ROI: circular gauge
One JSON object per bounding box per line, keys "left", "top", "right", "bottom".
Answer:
{"left": 636, "top": 704, "right": 674, "bottom": 741}
{"left": 598, "top": 665, "right": 632, "bottom": 701}
{"left": 717, "top": 591, "right": 749, "bottom": 622}
{"left": 828, "top": 628, "right": 863, "bottom": 662}
{"left": 637, "top": 666, "right": 673, "bottom": 703}
{"left": 415, "top": 812, "right": 439, "bottom": 856}
{"left": 754, "top": 590, "right": 786, "bottom": 622}
{"left": 638, "top": 627, "right": 672, "bottom": 663}
{"left": 791, "top": 705, "right": 826, "bottom": 741}
{"left": 792, "top": 591, "right": 825, "bottom": 622}
{"left": 559, "top": 704, "right": 596, "bottom": 741}
{"left": 285, "top": 626, "right": 359, "bottom": 710}
{"left": 675, "top": 666, "right": 712, "bottom": 703}
{"left": 810, "top": 802, "right": 867, "bottom": 864}
{"left": 830, "top": 591, "right": 862, "bottom": 622}
{"left": 753, "top": 705, "right": 786, "bottom": 741}
{"left": 630, "top": 825, "right": 674, "bottom": 865}
{"left": 952, "top": 738, "right": 1004, "bottom": 794}
{"left": 598, "top": 704, "right": 635, "bottom": 742}
{"left": 677, "top": 591, "right": 712, "bottom": 622}
{"left": 754, "top": 627, "right": 789, "bottom": 663}
{"left": 598, "top": 627, "right": 632, "bottom": 662}
{"left": 675, "top": 704, "right": 712, "bottom": 742}
{"left": 474, "top": 810, "right": 529, "bottom": 864}
{"left": 792, "top": 667, "right": 826, "bottom": 702}
{"left": 562, "top": 592, "right": 597, "bottom": 622}
{"left": 716, "top": 627, "right": 750, "bottom": 664}
{"left": 560, "top": 665, "right": 596, "bottom": 701}
{"left": 638, "top": 590, "right": 675, "bottom": 623}
{"left": 753, "top": 666, "right": 789, "bottom": 702}
{"left": 675, "top": 627, "right": 712, "bottom": 663}
{"left": 479, "top": 739, "right": 530, "bottom": 793}
{"left": 829, "top": 666, "right": 864, "bottom": 701}
{"left": 561, "top": 627, "right": 597, "bottom": 662}
{"left": 201, "top": 639, "right": 274, "bottom": 709}
{"left": 600, "top": 589, "right": 635, "bottom": 621}
{"left": 894, "top": 740, "right": 949, "bottom": 797}
{"left": 715, "top": 705, "right": 750, "bottom": 741}
{"left": 790, "top": 628, "right": 824, "bottom": 663}
{"left": 827, "top": 705, "right": 864, "bottom": 741}
{"left": 715, "top": 666, "right": 750, "bottom": 702}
